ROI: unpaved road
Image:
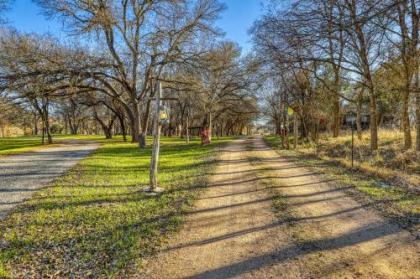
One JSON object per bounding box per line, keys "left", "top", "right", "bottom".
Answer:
{"left": 142, "top": 136, "right": 419, "bottom": 278}
{"left": 0, "top": 142, "right": 98, "bottom": 220}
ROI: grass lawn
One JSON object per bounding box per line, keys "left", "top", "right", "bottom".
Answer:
{"left": 265, "top": 129, "right": 419, "bottom": 184}
{"left": 0, "top": 135, "right": 123, "bottom": 157}
{"left": 0, "top": 136, "right": 231, "bottom": 278}
{"left": 0, "top": 136, "right": 48, "bottom": 156}
{"left": 264, "top": 132, "right": 419, "bottom": 231}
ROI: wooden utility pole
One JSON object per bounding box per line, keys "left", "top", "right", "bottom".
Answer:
{"left": 148, "top": 81, "right": 163, "bottom": 193}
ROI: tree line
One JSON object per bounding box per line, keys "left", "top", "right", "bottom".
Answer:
{"left": 0, "top": 0, "right": 258, "bottom": 145}
{"left": 251, "top": 0, "right": 419, "bottom": 151}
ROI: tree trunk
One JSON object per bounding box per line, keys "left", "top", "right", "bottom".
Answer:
{"left": 33, "top": 115, "right": 38, "bottom": 136}
{"left": 140, "top": 100, "right": 152, "bottom": 148}
{"left": 98, "top": 121, "right": 113, "bottom": 139}
{"left": 63, "top": 115, "right": 68, "bottom": 135}
{"left": 42, "top": 98, "right": 52, "bottom": 144}
{"left": 46, "top": 123, "right": 52, "bottom": 144}
{"left": 284, "top": 104, "right": 290, "bottom": 149}
{"left": 0, "top": 123, "right": 4, "bottom": 138}
{"left": 208, "top": 111, "right": 212, "bottom": 142}
{"left": 41, "top": 118, "right": 45, "bottom": 145}
{"left": 402, "top": 85, "right": 412, "bottom": 149}
{"left": 356, "top": 89, "right": 363, "bottom": 140}
{"left": 369, "top": 93, "right": 378, "bottom": 151}
{"left": 70, "top": 124, "right": 78, "bottom": 135}
{"left": 42, "top": 115, "right": 52, "bottom": 144}
{"left": 118, "top": 115, "right": 127, "bottom": 142}
{"left": 416, "top": 73, "right": 420, "bottom": 151}
{"left": 185, "top": 114, "right": 190, "bottom": 143}
{"left": 332, "top": 96, "right": 340, "bottom": 137}
{"left": 349, "top": 0, "right": 377, "bottom": 151}
{"left": 104, "top": 128, "right": 112, "bottom": 139}
{"left": 131, "top": 102, "right": 140, "bottom": 143}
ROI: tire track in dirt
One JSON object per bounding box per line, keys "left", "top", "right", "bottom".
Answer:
{"left": 140, "top": 137, "right": 419, "bottom": 278}
{"left": 141, "top": 138, "right": 303, "bottom": 278}
{"left": 250, "top": 136, "right": 419, "bottom": 278}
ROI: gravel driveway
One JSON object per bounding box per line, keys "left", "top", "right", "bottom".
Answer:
{"left": 0, "top": 142, "right": 99, "bottom": 220}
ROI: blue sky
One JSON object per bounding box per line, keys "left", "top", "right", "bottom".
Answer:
{"left": 5, "top": 0, "right": 264, "bottom": 53}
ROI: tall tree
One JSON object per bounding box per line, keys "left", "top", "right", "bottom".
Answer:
{"left": 35, "top": 0, "right": 224, "bottom": 143}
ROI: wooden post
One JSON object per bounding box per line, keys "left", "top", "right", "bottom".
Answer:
{"left": 148, "top": 81, "right": 163, "bottom": 193}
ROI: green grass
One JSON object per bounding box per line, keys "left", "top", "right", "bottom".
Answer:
{"left": 264, "top": 135, "right": 419, "bottom": 230}
{"left": 265, "top": 129, "right": 419, "bottom": 184}
{"left": 0, "top": 135, "right": 128, "bottom": 156}
{"left": 55, "top": 134, "right": 127, "bottom": 142}
{"left": 0, "top": 136, "right": 231, "bottom": 278}
{"left": 0, "top": 136, "right": 47, "bottom": 156}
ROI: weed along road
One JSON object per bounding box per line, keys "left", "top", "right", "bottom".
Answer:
{"left": 142, "top": 136, "right": 419, "bottom": 279}
{"left": 0, "top": 142, "right": 99, "bottom": 220}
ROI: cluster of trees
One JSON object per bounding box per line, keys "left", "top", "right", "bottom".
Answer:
{"left": 252, "top": 0, "right": 419, "bottom": 151}
{"left": 0, "top": 0, "right": 258, "bottom": 145}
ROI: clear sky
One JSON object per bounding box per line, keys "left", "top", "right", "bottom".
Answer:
{"left": 217, "top": 0, "right": 264, "bottom": 53}
{"left": 5, "top": 0, "right": 263, "bottom": 53}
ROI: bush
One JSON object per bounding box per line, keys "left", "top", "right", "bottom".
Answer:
{"left": 50, "top": 123, "right": 64, "bottom": 134}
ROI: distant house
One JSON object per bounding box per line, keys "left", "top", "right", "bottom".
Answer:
{"left": 342, "top": 111, "right": 370, "bottom": 129}
{"left": 342, "top": 106, "right": 396, "bottom": 129}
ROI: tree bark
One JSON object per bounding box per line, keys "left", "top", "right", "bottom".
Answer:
{"left": 369, "top": 93, "right": 378, "bottom": 151}
{"left": 140, "top": 99, "right": 152, "bottom": 148}
{"left": 41, "top": 118, "right": 45, "bottom": 145}
{"left": 332, "top": 96, "right": 340, "bottom": 137}
{"left": 402, "top": 85, "right": 412, "bottom": 149}
{"left": 131, "top": 101, "right": 141, "bottom": 143}
{"left": 355, "top": 87, "right": 366, "bottom": 140}
{"left": 93, "top": 109, "right": 115, "bottom": 140}
{"left": 416, "top": 73, "right": 420, "bottom": 151}
{"left": 208, "top": 111, "right": 212, "bottom": 142}
{"left": 117, "top": 114, "right": 127, "bottom": 142}
{"left": 185, "top": 113, "right": 190, "bottom": 143}
{"left": 41, "top": 98, "right": 52, "bottom": 144}
{"left": 33, "top": 114, "right": 39, "bottom": 136}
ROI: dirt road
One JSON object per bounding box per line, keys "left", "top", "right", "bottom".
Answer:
{"left": 0, "top": 142, "right": 98, "bottom": 220}
{"left": 142, "top": 136, "right": 419, "bottom": 278}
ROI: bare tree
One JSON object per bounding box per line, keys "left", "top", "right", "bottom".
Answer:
{"left": 375, "top": 0, "right": 419, "bottom": 149}
{"left": 35, "top": 0, "right": 224, "bottom": 143}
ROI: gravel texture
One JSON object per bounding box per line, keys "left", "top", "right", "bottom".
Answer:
{"left": 0, "top": 142, "right": 98, "bottom": 220}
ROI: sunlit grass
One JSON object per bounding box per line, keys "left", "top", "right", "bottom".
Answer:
{"left": 0, "top": 134, "right": 127, "bottom": 156}
{"left": 265, "top": 129, "right": 419, "bottom": 182}
{"left": 0, "top": 136, "right": 232, "bottom": 277}
{"left": 0, "top": 136, "right": 48, "bottom": 156}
